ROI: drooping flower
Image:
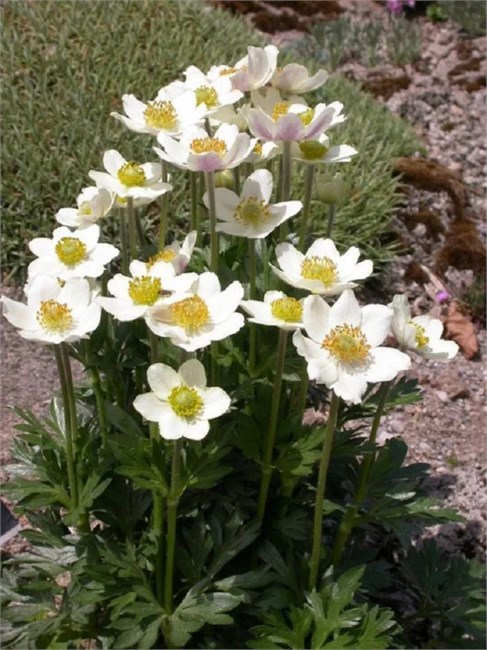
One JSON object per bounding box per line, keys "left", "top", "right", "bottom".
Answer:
{"left": 240, "top": 290, "right": 304, "bottom": 331}
{"left": 111, "top": 91, "right": 206, "bottom": 137}
{"left": 208, "top": 45, "right": 279, "bottom": 92}
{"left": 28, "top": 224, "right": 119, "bottom": 281}
{"left": 145, "top": 231, "right": 197, "bottom": 275}
{"left": 293, "top": 290, "right": 411, "bottom": 403}
{"left": 203, "top": 169, "right": 302, "bottom": 239}
{"left": 1, "top": 275, "right": 101, "bottom": 344}
{"left": 133, "top": 359, "right": 231, "bottom": 441}
{"left": 271, "top": 63, "right": 329, "bottom": 95}
{"left": 270, "top": 239, "right": 373, "bottom": 296}
{"left": 290, "top": 133, "right": 357, "bottom": 165}
{"left": 97, "top": 260, "right": 197, "bottom": 322}
{"left": 155, "top": 123, "right": 255, "bottom": 173}
{"left": 55, "top": 186, "right": 114, "bottom": 228}
{"left": 389, "top": 294, "right": 459, "bottom": 360}
{"left": 88, "top": 150, "right": 172, "bottom": 203}
{"left": 146, "top": 272, "right": 244, "bottom": 351}
{"left": 245, "top": 87, "right": 345, "bottom": 143}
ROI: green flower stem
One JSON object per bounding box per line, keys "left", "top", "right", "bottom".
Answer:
{"left": 190, "top": 172, "right": 198, "bottom": 233}
{"left": 257, "top": 328, "right": 288, "bottom": 521}
{"left": 248, "top": 239, "right": 257, "bottom": 374}
{"left": 279, "top": 141, "right": 292, "bottom": 242}
{"left": 164, "top": 438, "right": 182, "bottom": 615}
{"left": 233, "top": 166, "right": 240, "bottom": 195}
{"left": 158, "top": 161, "right": 169, "bottom": 251}
{"left": 326, "top": 203, "right": 336, "bottom": 239}
{"left": 309, "top": 392, "right": 340, "bottom": 591}
{"left": 127, "top": 196, "right": 137, "bottom": 261}
{"left": 298, "top": 164, "right": 316, "bottom": 251}
{"left": 297, "top": 367, "right": 309, "bottom": 418}
{"left": 119, "top": 208, "right": 129, "bottom": 274}
{"left": 331, "top": 381, "right": 392, "bottom": 566}
{"left": 204, "top": 171, "right": 219, "bottom": 274}
{"left": 87, "top": 350, "right": 108, "bottom": 450}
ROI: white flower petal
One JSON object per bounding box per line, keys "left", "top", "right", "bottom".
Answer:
{"left": 147, "top": 363, "right": 180, "bottom": 399}
{"left": 329, "top": 290, "right": 362, "bottom": 328}
{"left": 303, "top": 294, "right": 331, "bottom": 342}
{"left": 201, "top": 387, "right": 231, "bottom": 419}
{"left": 365, "top": 347, "right": 411, "bottom": 383}
{"left": 133, "top": 392, "right": 170, "bottom": 423}
{"left": 179, "top": 359, "right": 207, "bottom": 388}
{"left": 360, "top": 304, "right": 393, "bottom": 347}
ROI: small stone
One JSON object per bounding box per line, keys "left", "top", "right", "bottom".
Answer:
{"left": 436, "top": 390, "right": 449, "bottom": 403}
{"left": 389, "top": 418, "right": 406, "bottom": 434}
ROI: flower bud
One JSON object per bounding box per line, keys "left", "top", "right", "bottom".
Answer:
{"left": 316, "top": 173, "right": 347, "bottom": 205}
{"left": 214, "top": 170, "right": 234, "bottom": 190}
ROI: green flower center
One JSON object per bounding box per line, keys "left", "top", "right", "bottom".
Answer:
{"left": 79, "top": 201, "right": 92, "bottom": 216}
{"left": 299, "top": 107, "right": 315, "bottom": 126}
{"left": 322, "top": 324, "right": 370, "bottom": 364}
{"left": 168, "top": 385, "right": 203, "bottom": 418}
{"left": 299, "top": 140, "right": 328, "bottom": 161}
{"left": 171, "top": 295, "right": 210, "bottom": 332}
{"left": 235, "top": 197, "right": 270, "bottom": 225}
{"left": 128, "top": 276, "right": 161, "bottom": 305}
{"left": 190, "top": 137, "right": 227, "bottom": 156}
{"left": 55, "top": 237, "right": 87, "bottom": 267}
{"left": 117, "top": 161, "right": 146, "bottom": 187}
{"left": 195, "top": 86, "right": 218, "bottom": 108}
{"left": 409, "top": 321, "right": 429, "bottom": 349}
{"left": 37, "top": 300, "right": 74, "bottom": 333}
{"left": 270, "top": 297, "right": 303, "bottom": 323}
{"left": 300, "top": 256, "right": 337, "bottom": 287}
{"left": 144, "top": 100, "right": 178, "bottom": 130}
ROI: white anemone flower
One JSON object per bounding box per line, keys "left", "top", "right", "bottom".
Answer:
{"left": 88, "top": 150, "right": 172, "bottom": 202}
{"left": 145, "top": 231, "right": 197, "bottom": 275}
{"left": 111, "top": 91, "right": 206, "bottom": 137}
{"left": 208, "top": 45, "right": 279, "bottom": 92}
{"left": 241, "top": 290, "right": 304, "bottom": 331}
{"left": 97, "top": 260, "right": 197, "bottom": 322}
{"left": 203, "top": 169, "right": 302, "bottom": 239}
{"left": 244, "top": 139, "right": 280, "bottom": 165}
{"left": 271, "top": 63, "right": 329, "bottom": 95}
{"left": 290, "top": 134, "right": 357, "bottom": 165}
{"left": 28, "top": 224, "right": 119, "bottom": 281}
{"left": 270, "top": 239, "right": 373, "bottom": 296}
{"left": 55, "top": 186, "right": 114, "bottom": 228}
{"left": 1, "top": 275, "right": 101, "bottom": 344}
{"left": 155, "top": 123, "right": 255, "bottom": 173}
{"left": 389, "top": 294, "right": 459, "bottom": 360}
{"left": 245, "top": 88, "right": 345, "bottom": 143}
{"left": 146, "top": 272, "right": 244, "bottom": 352}
{"left": 133, "top": 359, "right": 231, "bottom": 441}
{"left": 293, "top": 290, "right": 411, "bottom": 404}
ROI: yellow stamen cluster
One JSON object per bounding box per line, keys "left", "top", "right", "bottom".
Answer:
{"left": 252, "top": 142, "right": 263, "bottom": 157}
{"left": 128, "top": 276, "right": 161, "bottom": 306}
{"left": 235, "top": 197, "right": 270, "bottom": 225}
{"left": 117, "top": 161, "right": 146, "bottom": 187}
{"left": 410, "top": 321, "right": 429, "bottom": 349}
{"left": 299, "top": 107, "right": 315, "bottom": 126}
{"left": 37, "top": 300, "right": 74, "bottom": 333}
{"left": 322, "top": 324, "right": 371, "bottom": 365}
{"left": 219, "top": 66, "right": 239, "bottom": 76}
{"left": 301, "top": 256, "right": 338, "bottom": 287}
{"left": 271, "top": 297, "right": 303, "bottom": 323}
{"left": 146, "top": 248, "right": 177, "bottom": 268}
{"left": 190, "top": 137, "right": 227, "bottom": 156}
{"left": 116, "top": 196, "right": 127, "bottom": 206}
{"left": 272, "top": 101, "right": 289, "bottom": 121}
{"left": 195, "top": 86, "right": 218, "bottom": 108}
{"left": 171, "top": 295, "right": 210, "bottom": 332}
{"left": 299, "top": 140, "right": 328, "bottom": 161}
{"left": 55, "top": 237, "right": 87, "bottom": 267}
{"left": 168, "top": 385, "right": 203, "bottom": 418}
{"left": 144, "top": 100, "right": 178, "bottom": 131}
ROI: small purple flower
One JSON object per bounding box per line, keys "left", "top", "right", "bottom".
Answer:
{"left": 436, "top": 290, "right": 450, "bottom": 304}
{"left": 387, "top": 0, "right": 403, "bottom": 14}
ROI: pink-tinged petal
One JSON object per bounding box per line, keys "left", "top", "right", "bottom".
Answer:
{"left": 274, "top": 114, "right": 305, "bottom": 141}
{"left": 329, "top": 290, "right": 362, "bottom": 328}
{"left": 242, "top": 168, "right": 273, "bottom": 203}
{"left": 223, "top": 134, "right": 253, "bottom": 169}
{"left": 201, "top": 387, "right": 231, "bottom": 419}
{"left": 181, "top": 418, "right": 210, "bottom": 441}
{"left": 133, "top": 393, "right": 169, "bottom": 423}
{"left": 245, "top": 45, "right": 278, "bottom": 89}
{"left": 304, "top": 106, "right": 336, "bottom": 139}
{"left": 303, "top": 294, "right": 331, "bottom": 343}
{"left": 179, "top": 359, "right": 207, "bottom": 388}
{"left": 103, "top": 150, "right": 125, "bottom": 176}
{"left": 147, "top": 363, "right": 180, "bottom": 399}
{"left": 361, "top": 305, "right": 393, "bottom": 347}
{"left": 206, "top": 188, "right": 239, "bottom": 220}
{"left": 1, "top": 297, "right": 37, "bottom": 330}
{"left": 365, "top": 347, "right": 411, "bottom": 383}
{"left": 306, "top": 238, "right": 340, "bottom": 262}
{"left": 29, "top": 237, "right": 54, "bottom": 258}
{"left": 246, "top": 109, "right": 275, "bottom": 141}
{"left": 187, "top": 152, "right": 224, "bottom": 173}
{"left": 331, "top": 370, "right": 368, "bottom": 404}
{"left": 213, "top": 122, "right": 239, "bottom": 147}
{"left": 97, "top": 296, "right": 145, "bottom": 321}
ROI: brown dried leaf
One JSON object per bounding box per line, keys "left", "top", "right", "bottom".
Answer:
{"left": 444, "top": 301, "right": 478, "bottom": 359}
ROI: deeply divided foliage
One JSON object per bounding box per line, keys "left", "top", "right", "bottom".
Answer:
{"left": 1, "top": 2, "right": 485, "bottom": 650}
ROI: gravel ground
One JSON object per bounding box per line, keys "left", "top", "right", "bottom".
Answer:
{"left": 1, "top": 1, "right": 485, "bottom": 558}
